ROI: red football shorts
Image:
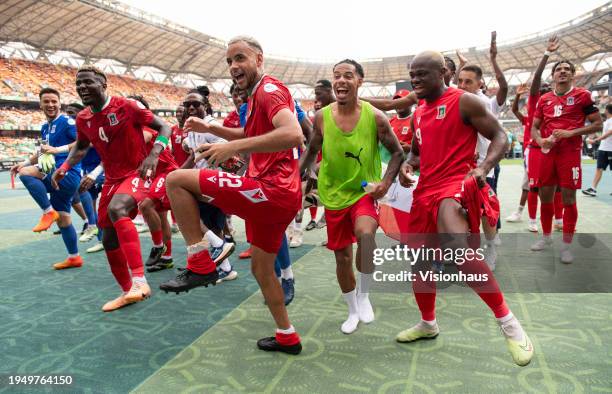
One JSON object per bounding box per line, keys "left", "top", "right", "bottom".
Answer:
{"left": 324, "top": 194, "right": 378, "bottom": 251}
{"left": 538, "top": 148, "right": 581, "bottom": 189}
{"left": 147, "top": 172, "right": 172, "bottom": 212}
{"left": 98, "top": 175, "right": 149, "bottom": 228}
{"left": 198, "top": 169, "right": 298, "bottom": 253}
{"left": 405, "top": 181, "right": 463, "bottom": 238}
{"left": 527, "top": 146, "right": 541, "bottom": 188}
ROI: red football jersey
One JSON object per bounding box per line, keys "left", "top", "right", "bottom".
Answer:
{"left": 144, "top": 127, "right": 178, "bottom": 175}
{"left": 534, "top": 87, "right": 594, "bottom": 152}
{"left": 244, "top": 75, "right": 301, "bottom": 211}
{"left": 389, "top": 115, "right": 413, "bottom": 145}
{"left": 223, "top": 110, "right": 241, "bottom": 128}
{"left": 522, "top": 93, "right": 540, "bottom": 148}
{"left": 170, "top": 124, "right": 189, "bottom": 166}
{"left": 76, "top": 96, "right": 153, "bottom": 183}
{"left": 413, "top": 87, "right": 476, "bottom": 192}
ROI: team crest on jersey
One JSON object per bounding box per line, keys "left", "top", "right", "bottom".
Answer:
{"left": 240, "top": 188, "right": 268, "bottom": 203}
{"left": 436, "top": 105, "right": 446, "bottom": 119}
{"left": 108, "top": 113, "right": 119, "bottom": 126}
{"left": 567, "top": 97, "right": 574, "bottom": 106}
{"left": 51, "top": 124, "right": 56, "bottom": 134}
{"left": 207, "top": 175, "right": 217, "bottom": 184}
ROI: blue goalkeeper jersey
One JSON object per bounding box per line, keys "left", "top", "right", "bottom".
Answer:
{"left": 41, "top": 114, "right": 81, "bottom": 173}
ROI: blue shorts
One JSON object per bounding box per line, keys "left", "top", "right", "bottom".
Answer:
{"left": 41, "top": 171, "right": 81, "bottom": 213}
{"left": 198, "top": 201, "right": 226, "bottom": 233}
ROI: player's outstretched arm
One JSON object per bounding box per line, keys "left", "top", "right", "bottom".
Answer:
{"left": 51, "top": 138, "right": 91, "bottom": 189}
{"left": 184, "top": 116, "right": 245, "bottom": 141}
{"left": 511, "top": 84, "right": 527, "bottom": 123}
{"left": 363, "top": 92, "right": 418, "bottom": 112}
{"left": 460, "top": 93, "right": 508, "bottom": 186}
{"left": 299, "top": 110, "right": 323, "bottom": 177}
{"left": 530, "top": 35, "right": 559, "bottom": 96}
{"left": 490, "top": 31, "right": 508, "bottom": 107}
{"left": 195, "top": 108, "right": 302, "bottom": 168}
{"left": 375, "top": 109, "right": 403, "bottom": 186}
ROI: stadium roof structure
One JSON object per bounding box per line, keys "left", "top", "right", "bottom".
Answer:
{"left": 0, "top": 0, "right": 611, "bottom": 92}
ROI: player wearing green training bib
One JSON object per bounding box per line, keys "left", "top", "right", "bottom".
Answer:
{"left": 301, "top": 59, "right": 403, "bottom": 335}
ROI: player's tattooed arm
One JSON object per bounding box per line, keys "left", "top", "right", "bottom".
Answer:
{"left": 399, "top": 117, "right": 419, "bottom": 188}
{"left": 363, "top": 92, "right": 418, "bottom": 112}
{"left": 299, "top": 110, "right": 323, "bottom": 178}
{"left": 460, "top": 93, "right": 508, "bottom": 186}
{"left": 375, "top": 109, "right": 403, "bottom": 191}
{"left": 140, "top": 115, "right": 172, "bottom": 179}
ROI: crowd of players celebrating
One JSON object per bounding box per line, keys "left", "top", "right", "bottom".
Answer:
{"left": 10, "top": 31, "right": 610, "bottom": 367}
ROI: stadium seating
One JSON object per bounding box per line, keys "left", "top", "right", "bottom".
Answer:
{"left": 0, "top": 58, "right": 231, "bottom": 111}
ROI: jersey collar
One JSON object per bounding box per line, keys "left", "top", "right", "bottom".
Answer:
{"left": 91, "top": 97, "right": 111, "bottom": 114}
{"left": 249, "top": 74, "right": 266, "bottom": 97}
{"left": 554, "top": 86, "right": 574, "bottom": 97}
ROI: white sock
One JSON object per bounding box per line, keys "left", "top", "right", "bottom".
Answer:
{"left": 529, "top": 218, "right": 537, "bottom": 225}
{"left": 205, "top": 230, "right": 224, "bottom": 247}
{"left": 276, "top": 325, "right": 295, "bottom": 335}
{"left": 161, "top": 255, "right": 172, "bottom": 260}
{"left": 153, "top": 242, "right": 163, "bottom": 248}
{"left": 293, "top": 220, "right": 301, "bottom": 231}
{"left": 496, "top": 311, "right": 514, "bottom": 324}
{"left": 341, "top": 289, "right": 360, "bottom": 334}
{"left": 68, "top": 253, "right": 79, "bottom": 258}
{"left": 422, "top": 319, "right": 437, "bottom": 327}
{"left": 281, "top": 266, "right": 294, "bottom": 280}
{"left": 554, "top": 218, "right": 563, "bottom": 225}
{"left": 561, "top": 242, "right": 571, "bottom": 251}
{"left": 133, "top": 276, "right": 147, "bottom": 285}
{"left": 517, "top": 205, "right": 524, "bottom": 213}
{"left": 543, "top": 234, "right": 552, "bottom": 241}
{"left": 497, "top": 312, "right": 525, "bottom": 342}
{"left": 357, "top": 272, "right": 373, "bottom": 296}
{"left": 43, "top": 206, "right": 53, "bottom": 214}
{"left": 219, "top": 258, "right": 232, "bottom": 272}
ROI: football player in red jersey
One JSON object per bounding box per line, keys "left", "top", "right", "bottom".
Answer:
{"left": 124, "top": 95, "right": 179, "bottom": 274}
{"left": 51, "top": 65, "right": 173, "bottom": 312}
{"left": 161, "top": 36, "right": 304, "bottom": 355}
{"left": 507, "top": 36, "right": 558, "bottom": 232}
{"left": 388, "top": 89, "right": 413, "bottom": 154}
{"left": 530, "top": 59, "right": 602, "bottom": 263}
{"left": 170, "top": 105, "right": 189, "bottom": 167}
{"left": 395, "top": 51, "right": 534, "bottom": 366}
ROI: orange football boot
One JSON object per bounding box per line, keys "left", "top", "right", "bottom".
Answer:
{"left": 32, "top": 210, "right": 60, "bottom": 232}
{"left": 53, "top": 255, "right": 83, "bottom": 270}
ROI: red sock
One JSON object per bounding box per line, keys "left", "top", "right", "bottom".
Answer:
{"left": 412, "top": 264, "right": 436, "bottom": 321}
{"left": 540, "top": 202, "right": 554, "bottom": 236}
{"left": 275, "top": 331, "right": 301, "bottom": 346}
{"left": 527, "top": 191, "right": 538, "bottom": 220}
{"left": 309, "top": 206, "right": 317, "bottom": 221}
{"left": 186, "top": 249, "right": 216, "bottom": 274}
{"left": 554, "top": 191, "right": 563, "bottom": 220}
{"left": 163, "top": 238, "right": 172, "bottom": 257}
{"left": 562, "top": 203, "right": 578, "bottom": 243}
{"left": 458, "top": 258, "right": 509, "bottom": 318}
{"left": 151, "top": 229, "right": 163, "bottom": 246}
{"left": 105, "top": 247, "right": 132, "bottom": 292}
{"left": 113, "top": 217, "right": 144, "bottom": 277}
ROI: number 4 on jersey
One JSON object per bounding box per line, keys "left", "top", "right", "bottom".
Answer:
{"left": 99, "top": 126, "right": 109, "bottom": 142}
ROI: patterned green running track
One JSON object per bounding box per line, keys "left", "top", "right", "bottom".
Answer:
{"left": 1, "top": 164, "right": 611, "bottom": 393}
